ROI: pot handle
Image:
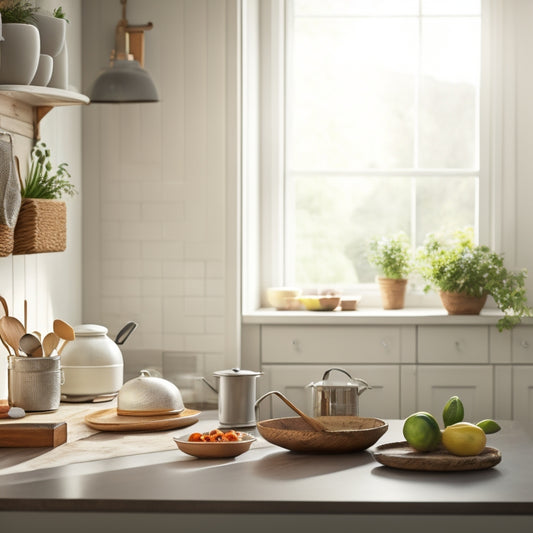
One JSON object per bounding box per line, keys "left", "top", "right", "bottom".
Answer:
{"left": 115, "top": 321, "right": 138, "bottom": 345}
{"left": 322, "top": 367, "right": 372, "bottom": 395}
{"left": 201, "top": 377, "right": 218, "bottom": 394}
{"left": 322, "top": 367, "right": 353, "bottom": 381}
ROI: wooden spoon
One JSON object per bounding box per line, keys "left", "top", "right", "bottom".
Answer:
{"left": 255, "top": 390, "right": 328, "bottom": 432}
{"left": 0, "top": 315, "right": 26, "bottom": 356}
{"left": 43, "top": 331, "right": 60, "bottom": 357}
{"left": 19, "top": 332, "right": 43, "bottom": 357}
{"left": 0, "top": 297, "right": 12, "bottom": 354}
{"left": 53, "top": 319, "right": 75, "bottom": 355}
{"left": 0, "top": 295, "right": 8, "bottom": 317}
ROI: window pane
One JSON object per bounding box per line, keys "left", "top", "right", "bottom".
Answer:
{"left": 289, "top": 17, "right": 417, "bottom": 171}
{"left": 290, "top": 175, "right": 411, "bottom": 286}
{"left": 418, "top": 18, "right": 480, "bottom": 168}
{"left": 416, "top": 177, "right": 477, "bottom": 246}
{"left": 421, "top": 0, "right": 481, "bottom": 16}
{"left": 294, "top": 0, "right": 419, "bottom": 17}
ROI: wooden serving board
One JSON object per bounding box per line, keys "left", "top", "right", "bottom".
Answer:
{"left": 372, "top": 441, "right": 501, "bottom": 471}
{"left": 84, "top": 407, "right": 201, "bottom": 432}
{"left": 0, "top": 422, "right": 67, "bottom": 447}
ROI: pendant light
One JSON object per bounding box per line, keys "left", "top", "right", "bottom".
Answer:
{"left": 90, "top": 0, "right": 159, "bottom": 103}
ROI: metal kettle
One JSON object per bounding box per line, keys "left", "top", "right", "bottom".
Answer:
{"left": 202, "top": 367, "right": 263, "bottom": 428}
{"left": 306, "top": 367, "right": 371, "bottom": 417}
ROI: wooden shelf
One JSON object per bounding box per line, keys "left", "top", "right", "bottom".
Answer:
{"left": 0, "top": 85, "right": 90, "bottom": 139}
{"left": 0, "top": 85, "right": 89, "bottom": 106}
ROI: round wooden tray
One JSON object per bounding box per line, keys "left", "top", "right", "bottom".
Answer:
{"left": 372, "top": 441, "right": 502, "bottom": 471}
{"left": 84, "top": 407, "right": 201, "bottom": 432}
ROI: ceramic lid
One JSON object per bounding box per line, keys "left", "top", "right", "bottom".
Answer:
{"left": 73, "top": 324, "right": 108, "bottom": 336}
{"left": 213, "top": 367, "right": 263, "bottom": 377}
{"left": 117, "top": 370, "right": 185, "bottom": 416}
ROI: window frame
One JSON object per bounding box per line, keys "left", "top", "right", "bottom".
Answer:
{"left": 242, "top": 0, "right": 502, "bottom": 312}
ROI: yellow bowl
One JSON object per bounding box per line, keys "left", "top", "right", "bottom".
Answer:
{"left": 299, "top": 296, "right": 341, "bottom": 311}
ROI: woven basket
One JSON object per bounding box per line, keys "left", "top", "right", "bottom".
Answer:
{"left": 13, "top": 198, "right": 66, "bottom": 254}
{"left": 0, "top": 223, "right": 14, "bottom": 257}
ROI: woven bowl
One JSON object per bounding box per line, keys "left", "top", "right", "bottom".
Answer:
{"left": 257, "top": 415, "right": 388, "bottom": 453}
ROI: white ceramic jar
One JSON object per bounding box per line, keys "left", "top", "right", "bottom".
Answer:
{"left": 60, "top": 324, "right": 124, "bottom": 400}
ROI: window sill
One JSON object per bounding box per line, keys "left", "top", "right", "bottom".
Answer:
{"left": 242, "top": 307, "right": 529, "bottom": 327}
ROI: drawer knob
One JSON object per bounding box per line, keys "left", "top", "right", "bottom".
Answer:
{"left": 291, "top": 339, "right": 301, "bottom": 352}
{"left": 521, "top": 340, "right": 529, "bottom": 349}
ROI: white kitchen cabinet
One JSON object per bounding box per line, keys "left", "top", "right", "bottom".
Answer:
{"left": 512, "top": 365, "right": 533, "bottom": 430}
{"left": 261, "top": 325, "right": 416, "bottom": 364}
{"left": 416, "top": 365, "right": 493, "bottom": 422}
{"left": 417, "top": 326, "right": 489, "bottom": 364}
{"left": 260, "top": 364, "right": 400, "bottom": 420}
{"left": 243, "top": 320, "right": 533, "bottom": 433}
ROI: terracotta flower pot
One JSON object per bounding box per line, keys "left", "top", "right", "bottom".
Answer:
{"left": 377, "top": 277, "right": 408, "bottom": 310}
{"left": 439, "top": 291, "right": 488, "bottom": 315}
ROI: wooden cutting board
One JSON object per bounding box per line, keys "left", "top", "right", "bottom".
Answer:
{"left": 84, "top": 407, "right": 201, "bottom": 432}
{"left": 0, "top": 422, "right": 67, "bottom": 447}
{"left": 372, "top": 441, "right": 502, "bottom": 471}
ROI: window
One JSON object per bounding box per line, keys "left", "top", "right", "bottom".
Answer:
{"left": 244, "top": 0, "right": 488, "bottom": 309}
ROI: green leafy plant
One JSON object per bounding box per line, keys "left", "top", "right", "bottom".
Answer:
{"left": 21, "top": 141, "right": 77, "bottom": 200}
{"left": 416, "top": 227, "right": 532, "bottom": 330}
{"left": 367, "top": 232, "right": 413, "bottom": 280}
{"left": 0, "top": 0, "right": 39, "bottom": 23}
{"left": 52, "top": 6, "right": 68, "bottom": 22}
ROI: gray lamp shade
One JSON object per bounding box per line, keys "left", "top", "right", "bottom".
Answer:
{"left": 90, "top": 59, "right": 159, "bottom": 103}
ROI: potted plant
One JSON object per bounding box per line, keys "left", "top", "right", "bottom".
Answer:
{"left": 367, "top": 232, "right": 413, "bottom": 310}
{"left": 416, "top": 227, "right": 532, "bottom": 331}
{"left": 0, "top": 1, "right": 40, "bottom": 84}
{"left": 13, "top": 141, "right": 77, "bottom": 254}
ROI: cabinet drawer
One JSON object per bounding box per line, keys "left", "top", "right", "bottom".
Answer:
{"left": 261, "top": 325, "right": 405, "bottom": 364}
{"left": 416, "top": 365, "right": 493, "bottom": 422}
{"left": 512, "top": 326, "right": 533, "bottom": 363}
{"left": 417, "top": 326, "right": 489, "bottom": 364}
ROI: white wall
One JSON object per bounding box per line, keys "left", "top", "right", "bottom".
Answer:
{"left": 0, "top": 0, "right": 83, "bottom": 399}
{"left": 81, "top": 0, "right": 240, "bottom": 397}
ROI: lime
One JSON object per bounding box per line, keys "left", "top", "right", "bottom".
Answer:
{"left": 442, "top": 422, "right": 486, "bottom": 456}
{"left": 476, "top": 419, "right": 502, "bottom": 434}
{"left": 442, "top": 395, "right": 464, "bottom": 427}
{"left": 403, "top": 411, "right": 442, "bottom": 452}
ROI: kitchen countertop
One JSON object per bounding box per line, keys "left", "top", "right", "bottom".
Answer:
{"left": 1, "top": 406, "right": 532, "bottom": 533}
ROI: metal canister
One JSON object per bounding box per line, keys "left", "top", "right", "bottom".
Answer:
{"left": 8, "top": 355, "right": 63, "bottom": 412}
{"left": 306, "top": 367, "right": 371, "bottom": 417}
{"left": 203, "top": 368, "right": 263, "bottom": 428}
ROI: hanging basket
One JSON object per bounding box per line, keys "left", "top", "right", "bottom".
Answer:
{"left": 13, "top": 198, "right": 67, "bottom": 254}
{"left": 377, "top": 277, "right": 408, "bottom": 310}
{"left": 0, "top": 224, "right": 14, "bottom": 257}
{"left": 439, "top": 291, "right": 488, "bottom": 315}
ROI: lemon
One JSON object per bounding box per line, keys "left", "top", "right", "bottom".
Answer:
{"left": 403, "top": 411, "right": 442, "bottom": 452}
{"left": 442, "top": 422, "right": 487, "bottom": 456}
{"left": 442, "top": 395, "right": 464, "bottom": 427}
{"left": 476, "top": 419, "right": 502, "bottom": 434}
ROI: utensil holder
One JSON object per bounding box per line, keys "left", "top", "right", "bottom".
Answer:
{"left": 8, "top": 355, "right": 63, "bottom": 412}
{"left": 13, "top": 198, "right": 66, "bottom": 254}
